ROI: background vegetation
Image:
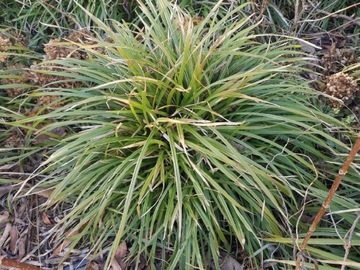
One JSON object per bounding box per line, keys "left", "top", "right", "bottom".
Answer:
{"left": 1, "top": 0, "right": 359, "bottom": 269}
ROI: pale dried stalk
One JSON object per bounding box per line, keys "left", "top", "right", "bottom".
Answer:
{"left": 296, "top": 132, "right": 360, "bottom": 270}
{"left": 341, "top": 212, "right": 360, "bottom": 270}
{"left": 255, "top": 0, "right": 269, "bottom": 22}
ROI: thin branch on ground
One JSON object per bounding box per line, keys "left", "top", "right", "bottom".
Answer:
{"left": 254, "top": 0, "right": 269, "bottom": 22}
{"left": 316, "top": 9, "right": 360, "bottom": 26}
{"left": 303, "top": 2, "right": 360, "bottom": 25}
{"left": 0, "top": 257, "right": 42, "bottom": 270}
{"left": 296, "top": 132, "right": 360, "bottom": 270}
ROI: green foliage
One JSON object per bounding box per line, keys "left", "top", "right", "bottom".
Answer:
{"left": 0, "top": 0, "right": 138, "bottom": 49}
{"left": 1, "top": 0, "right": 360, "bottom": 269}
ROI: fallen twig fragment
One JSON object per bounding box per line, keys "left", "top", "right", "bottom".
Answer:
{"left": 0, "top": 256, "right": 41, "bottom": 270}
{"left": 296, "top": 132, "right": 360, "bottom": 269}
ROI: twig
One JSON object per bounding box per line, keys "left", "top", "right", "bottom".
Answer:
{"left": 316, "top": 9, "right": 360, "bottom": 27}
{"left": 254, "top": 0, "right": 269, "bottom": 22}
{"left": 329, "top": 20, "right": 358, "bottom": 33}
{"left": 302, "top": 2, "right": 360, "bottom": 26}
{"left": 0, "top": 222, "right": 12, "bottom": 247}
{"left": 296, "top": 132, "right": 360, "bottom": 270}
{"left": 0, "top": 257, "right": 41, "bottom": 270}
{"left": 341, "top": 211, "right": 360, "bottom": 270}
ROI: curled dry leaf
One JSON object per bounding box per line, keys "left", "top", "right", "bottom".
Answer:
{"left": 111, "top": 241, "right": 128, "bottom": 270}
{"left": 0, "top": 211, "right": 10, "bottom": 223}
{"left": 220, "top": 256, "right": 244, "bottom": 270}
{"left": 52, "top": 229, "right": 80, "bottom": 257}
{"left": 41, "top": 212, "right": 52, "bottom": 225}
{"left": 17, "top": 202, "right": 27, "bottom": 216}
{"left": 31, "top": 187, "right": 55, "bottom": 199}
{"left": 18, "top": 237, "right": 26, "bottom": 260}
{"left": 0, "top": 222, "right": 12, "bottom": 248}
{"left": 9, "top": 226, "right": 19, "bottom": 255}
{"left": 52, "top": 223, "right": 88, "bottom": 257}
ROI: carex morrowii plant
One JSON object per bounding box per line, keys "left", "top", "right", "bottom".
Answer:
{"left": 10, "top": 0, "right": 359, "bottom": 269}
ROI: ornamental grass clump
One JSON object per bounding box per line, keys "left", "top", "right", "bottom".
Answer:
{"left": 10, "top": 0, "right": 359, "bottom": 269}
